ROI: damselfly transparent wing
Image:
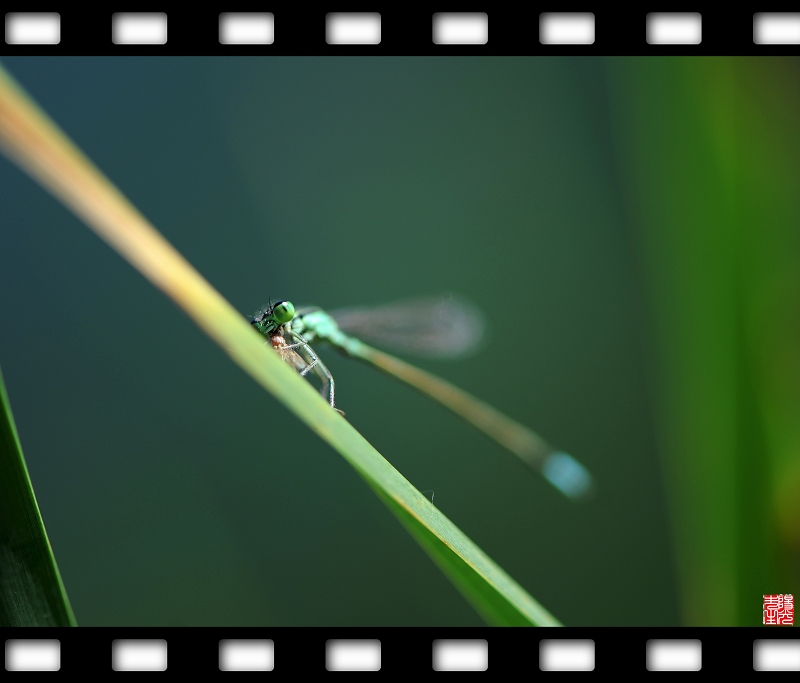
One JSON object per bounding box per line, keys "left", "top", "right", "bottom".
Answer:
{"left": 327, "top": 294, "right": 486, "bottom": 359}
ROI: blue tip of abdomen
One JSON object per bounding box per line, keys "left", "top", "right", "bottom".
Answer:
{"left": 541, "top": 451, "right": 594, "bottom": 500}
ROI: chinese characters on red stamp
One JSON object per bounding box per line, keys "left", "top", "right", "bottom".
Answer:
{"left": 763, "top": 594, "right": 794, "bottom": 625}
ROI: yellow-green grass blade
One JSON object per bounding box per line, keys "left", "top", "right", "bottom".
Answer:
{"left": 370, "top": 484, "right": 558, "bottom": 626}
{"left": 0, "top": 62, "right": 560, "bottom": 626}
{"left": 0, "top": 365, "right": 76, "bottom": 626}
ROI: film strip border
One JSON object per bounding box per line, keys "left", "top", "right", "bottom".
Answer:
{"left": 3, "top": 11, "right": 800, "bottom": 56}
{"left": 3, "top": 628, "right": 800, "bottom": 673}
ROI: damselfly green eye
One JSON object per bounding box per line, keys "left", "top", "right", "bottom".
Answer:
{"left": 272, "top": 300, "right": 295, "bottom": 325}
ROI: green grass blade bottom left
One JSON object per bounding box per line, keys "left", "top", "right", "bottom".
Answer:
{"left": 0, "top": 365, "right": 76, "bottom": 626}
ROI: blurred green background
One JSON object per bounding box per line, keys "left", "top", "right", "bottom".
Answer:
{"left": 0, "top": 57, "right": 797, "bottom": 626}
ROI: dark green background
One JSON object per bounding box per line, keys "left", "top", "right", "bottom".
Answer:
{"left": 0, "top": 57, "right": 695, "bottom": 626}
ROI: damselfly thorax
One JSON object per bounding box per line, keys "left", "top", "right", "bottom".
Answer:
{"left": 251, "top": 300, "right": 340, "bottom": 413}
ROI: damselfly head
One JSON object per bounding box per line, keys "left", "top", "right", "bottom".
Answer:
{"left": 270, "top": 300, "right": 296, "bottom": 325}
{"left": 250, "top": 299, "right": 296, "bottom": 326}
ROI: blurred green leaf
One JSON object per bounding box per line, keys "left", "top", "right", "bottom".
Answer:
{"left": 610, "top": 57, "right": 800, "bottom": 624}
{"left": 0, "top": 365, "right": 76, "bottom": 626}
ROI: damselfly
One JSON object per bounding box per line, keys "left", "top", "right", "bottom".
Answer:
{"left": 249, "top": 295, "right": 594, "bottom": 500}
